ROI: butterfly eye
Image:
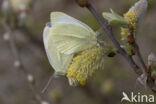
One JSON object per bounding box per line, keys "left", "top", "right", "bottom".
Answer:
{"left": 46, "top": 22, "right": 52, "bottom": 27}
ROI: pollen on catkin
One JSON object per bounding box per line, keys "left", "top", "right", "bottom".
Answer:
{"left": 121, "top": 0, "right": 147, "bottom": 41}
{"left": 67, "top": 45, "right": 113, "bottom": 86}
{"left": 120, "top": 11, "right": 137, "bottom": 55}
{"left": 121, "top": 11, "right": 137, "bottom": 41}
{"left": 120, "top": 0, "right": 147, "bottom": 55}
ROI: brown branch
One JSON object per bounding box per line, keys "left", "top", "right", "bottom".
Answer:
{"left": 86, "top": 2, "right": 142, "bottom": 75}
{"left": 74, "top": 0, "right": 156, "bottom": 92}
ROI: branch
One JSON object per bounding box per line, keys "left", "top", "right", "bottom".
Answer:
{"left": 86, "top": 2, "right": 142, "bottom": 75}
{"left": 133, "top": 42, "right": 147, "bottom": 72}
{"left": 74, "top": 0, "right": 156, "bottom": 92}
{"left": 129, "top": 27, "right": 147, "bottom": 74}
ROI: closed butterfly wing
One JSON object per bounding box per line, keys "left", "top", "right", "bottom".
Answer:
{"left": 43, "top": 25, "right": 73, "bottom": 75}
{"left": 51, "top": 12, "right": 95, "bottom": 33}
{"left": 50, "top": 12, "right": 97, "bottom": 54}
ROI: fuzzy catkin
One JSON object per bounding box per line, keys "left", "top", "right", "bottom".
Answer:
{"left": 120, "top": 0, "right": 147, "bottom": 55}
{"left": 67, "top": 45, "right": 113, "bottom": 86}
{"left": 121, "top": 0, "right": 147, "bottom": 40}
{"left": 121, "top": 11, "right": 137, "bottom": 41}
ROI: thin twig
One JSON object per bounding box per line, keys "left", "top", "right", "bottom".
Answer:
{"left": 42, "top": 75, "right": 54, "bottom": 93}
{"left": 134, "top": 42, "right": 147, "bottom": 72}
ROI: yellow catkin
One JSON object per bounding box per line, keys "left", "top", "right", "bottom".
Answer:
{"left": 67, "top": 45, "right": 113, "bottom": 86}
{"left": 120, "top": 11, "right": 137, "bottom": 55}
{"left": 120, "top": 0, "right": 147, "bottom": 55}
{"left": 121, "top": 0, "right": 147, "bottom": 41}
{"left": 121, "top": 11, "right": 137, "bottom": 41}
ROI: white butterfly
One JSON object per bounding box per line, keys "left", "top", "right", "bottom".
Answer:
{"left": 43, "top": 12, "right": 98, "bottom": 75}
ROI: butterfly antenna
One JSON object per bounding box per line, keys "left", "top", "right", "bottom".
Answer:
{"left": 42, "top": 74, "right": 54, "bottom": 94}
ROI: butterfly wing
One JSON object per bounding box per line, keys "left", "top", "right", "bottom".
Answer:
{"left": 50, "top": 12, "right": 97, "bottom": 54}
{"left": 43, "top": 25, "right": 73, "bottom": 75}
{"left": 51, "top": 12, "right": 95, "bottom": 33}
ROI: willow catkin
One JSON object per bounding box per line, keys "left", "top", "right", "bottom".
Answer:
{"left": 121, "top": 0, "right": 147, "bottom": 55}
{"left": 67, "top": 45, "right": 113, "bottom": 86}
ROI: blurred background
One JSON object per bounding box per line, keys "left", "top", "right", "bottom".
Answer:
{"left": 0, "top": 0, "right": 156, "bottom": 104}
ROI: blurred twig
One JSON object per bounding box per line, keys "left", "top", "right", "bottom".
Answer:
{"left": 0, "top": 19, "right": 50, "bottom": 104}
{"left": 17, "top": 26, "right": 44, "bottom": 50}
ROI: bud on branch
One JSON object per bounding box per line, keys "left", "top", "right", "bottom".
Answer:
{"left": 75, "top": 0, "right": 88, "bottom": 7}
